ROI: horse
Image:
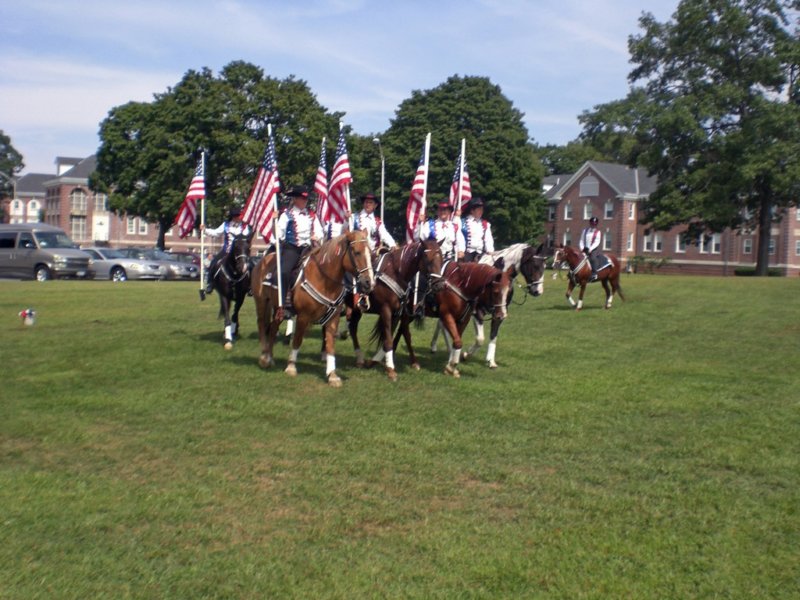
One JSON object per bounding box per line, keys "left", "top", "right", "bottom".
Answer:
{"left": 208, "top": 233, "right": 252, "bottom": 350}
{"left": 251, "top": 230, "right": 375, "bottom": 387}
{"left": 552, "top": 245, "right": 625, "bottom": 310}
{"left": 394, "top": 261, "right": 512, "bottom": 378}
{"left": 345, "top": 239, "right": 443, "bottom": 380}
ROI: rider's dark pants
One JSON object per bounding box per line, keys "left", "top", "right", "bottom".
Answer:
{"left": 280, "top": 243, "right": 304, "bottom": 303}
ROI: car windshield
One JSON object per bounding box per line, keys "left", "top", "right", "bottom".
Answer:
{"left": 101, "top": 249, "right": 126, "bottom": 259}
{"left": 36, "top": 231, "right": 77, "bottom": 249}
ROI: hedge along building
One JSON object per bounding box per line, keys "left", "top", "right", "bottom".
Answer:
{"left": 544, "top": 161, "right": 800, "bottom": 276}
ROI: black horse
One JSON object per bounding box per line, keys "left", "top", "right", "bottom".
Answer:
{"left": 208, "top": 233, "right": 252, "bottom": 349}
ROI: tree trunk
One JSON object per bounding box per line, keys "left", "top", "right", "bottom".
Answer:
{"left": 755, "top": 196, "right": 772, "bottom": 276}
{"left": 156, "top": 221, "right": 167, "bottom": 250}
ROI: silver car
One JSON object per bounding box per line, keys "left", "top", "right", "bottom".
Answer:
{"left": 83, "top": 247, "right": 167, "bottom": 281}
{"left": 118, "top": 247, "right": 199, "bottom": 280}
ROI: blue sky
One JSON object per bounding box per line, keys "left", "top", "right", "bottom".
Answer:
{"left": 1, "top": 0, "right": 678, "bottom": 175}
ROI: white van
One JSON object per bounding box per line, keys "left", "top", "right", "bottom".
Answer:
{"left": 0, "top": 223, "right": 93, "bottom": 280}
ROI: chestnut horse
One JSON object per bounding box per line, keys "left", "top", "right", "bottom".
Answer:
{"left": 347, "top": 239, "right": 443, "bottom": 380}
{"left": 431, "top": 243, "right": 548, "bottom": 367}
{"left": 251, "top": 231, "right": 375, "bottom": 386}
{"left": 208, "top": 233, "right": 252, "bottom": 350}
{"left": 394, "top": 262, "right": 512, "bottom": 378}
{"left": 553, "top": 245, "right": 625, "bottom": 310}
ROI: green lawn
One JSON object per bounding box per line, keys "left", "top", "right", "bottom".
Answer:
{"left": 1, "top": 275, "right": 799, "bottom": 599}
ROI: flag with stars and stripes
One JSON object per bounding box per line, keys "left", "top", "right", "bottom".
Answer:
{"left": 242, "top": 131, "right": 281, "bottom": 242}
{"left": 327, "top": 128, "right": 352, "bottom": 223}
{"left": 175, "top": 155, "right": 205, "bottom": 238}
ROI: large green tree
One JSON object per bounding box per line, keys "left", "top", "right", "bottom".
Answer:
{"left": 584, "top": 0, "right": 800, "bottom": 275}
{"left": 379, "top": 76, "right": 545, "bottom": 244}
{"left": 536, "top": 141, "right": 607, "bottom": 176}
{"left": 93, "top": 61, "right": 342, "bottom": 248}
{"left": 0, "top": 130, "right": 24, "bottom": 199}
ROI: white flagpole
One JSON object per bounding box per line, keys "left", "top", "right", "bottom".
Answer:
{"left": 457, "top": 138, "right": 466, "bottom": 213}
{"left": 269, "top": 124, "right": 284, "bottom": 310}
{"left": 340, "top": 122, "right": 351, "bottom": 215}
{"left": 199, "top": 149, "right": 206, "bottom": 294}
{"left": 413, "top": 132, "right": 432, "bottom": 308}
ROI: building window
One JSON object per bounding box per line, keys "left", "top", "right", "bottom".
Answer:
{"left": 628, "top": 203, "right": 636, "bottom": 220}
{"left": 564, "top": 203, "right": 572, "bottom": 220}
{"left": 70, "top": 216, "right": 87, "bottom": 240}
{"left": 127, "top": 217, "right": 136, "bottom": 234}
{"left": 70, "top": 189, "right": 87, "bottom": 214}
{"left": 675, "top": 236, "right": 686, "bottom": 253}
{"left": 583, "top": 203, "right": 593, "bottom": 220}
{"left": 94, "top": 193, "right": 107, "bottom": 212}
{"left": 795, "top": 240, "right": 800, "bottom": 256}
{"left": 627, "top": 232, "right": 634, "bottom": 251}
{"left": 768, "top": 238, "right": 775, "bottom": 255}
{"left": 548, "top": 205, "right": 556, "bottom": 221}
{"left": 603, "top": 230, "right": 612, "bottom": 251}
{"left": 563, "top": 230, "right": 572, "bottom": 246}
{"left": 604, "top": 201, "right": 613, "bottom": 219}
{"left": 654, "top": 233, "right": 663, "bottom": 252}
{"left": 138, "top": 220, "right": 148, "bottom": 235}
{"left": 579, "top": 176, "right": 599, "bottom": 197}
{"left": 699, "top": 234, "right": 720, "bottom": 254}
{"left": 711, "top": 234, "right": 721, "bottom": 254}
{"left": 743, "top": 238, "right": 752, "bottom": 254}
{"left": 13, "top": 200, "right": 21, "bottom": 211}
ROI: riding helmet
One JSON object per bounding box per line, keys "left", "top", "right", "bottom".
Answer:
{"left": 589, "top": 216, "right": 599, "bottom": 226}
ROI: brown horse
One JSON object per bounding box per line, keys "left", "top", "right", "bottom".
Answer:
{"left": 394, "top": 261, "right": 512, "bottom": 378}
{"left": 347, "top": 239, "right": 443, "bottom": 380}
{"left": 251, "top": 230, "right": 375, "bottom": 386}
{"left": 553, "top": 245, "right": 625, "bottom": 310}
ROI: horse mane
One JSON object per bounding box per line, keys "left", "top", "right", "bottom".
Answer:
{"left": 455, "top": 262, "right": 502, "bottom": 288}
{"left": 479, "top": 243, "right": 527, "bottom": 269}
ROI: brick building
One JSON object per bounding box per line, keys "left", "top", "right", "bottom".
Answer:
{"left": 544, "top": 161, "right": 800, "bottom": 276}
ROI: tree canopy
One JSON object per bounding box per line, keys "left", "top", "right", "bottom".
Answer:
{"left": 581, "top": 0, "right": 800, "bottom": 274}
{"left": 0, "top": 130, "right": 24, "bottom": 198}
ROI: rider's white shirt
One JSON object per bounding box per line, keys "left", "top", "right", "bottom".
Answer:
{"left": 416, "top": 217, "right": 465, "bottom": 258}
{"left": 462, "top": 216, "right": 494, "bottom": 254}
{"left": 579, "top": 227, "right": 602, "bottom": 253}
{"left": 277, "top": 206, "right": 323, "bottom": 247}
{"left": 350, "top": 210, "right": 396, "bottom": 250}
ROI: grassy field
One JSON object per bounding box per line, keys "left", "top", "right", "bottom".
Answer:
{"left": 1, "top": 274, "right": 799, "bottom": 599}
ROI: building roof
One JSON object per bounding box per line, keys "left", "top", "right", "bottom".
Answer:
{"left": 15, "top": 173, "right": 54, "bottom": 196}
{"left": 550, "top": 160, "right": 658, "bottom": 200}
{"left": 543, "top": 174, "right": 571, "bottom": 201}
{"left": 60, "top": 155, "right": 97, "bottom": 179}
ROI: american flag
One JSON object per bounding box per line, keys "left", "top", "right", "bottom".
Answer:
{"left": 313, "top": 138, "right": 330, "bottom": 224}
{"left": 405, "top": 143, "right": 428, "bottom": 243}
{"left": 327, "top": 128, "right": 352, "bottom": 223}
{"left": 448, "top": 149, "right": 472, "bottom": 212}
{"left": 175, "top": 155, "right": 205, "bottom": 238}
{"left": 242, "top": 132, "right": 281, "bottom": 242}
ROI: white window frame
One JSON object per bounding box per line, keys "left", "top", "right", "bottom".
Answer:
{"left": 138, "top": 220, "right": 148, "bottom": 235}
{"left": 70, "top": 189, "right": 87, "bottom": 213}
{"left": 768, "top": 238, "right": 775, "bottom": 255}
{"left": 628, "top": 203, "right": 636, "bottom": 221}
{"left": 603, "top": 229, "right": 611, "bottom": 251}
{"left": 563, "top": 230, "right": 572, "bottom": 247}
{"left": 627, "top": 232, "right": 634, "bottom": 252}
{"left": 94, "top": 193, "right": 108, "bottom": 212}
{"left": 654, "top": 233, "right": 663, "bottom": 253}
{"left": 643, "top": 234, "right": 653, "bottom": 253}
{"left": 711, "top": 234, "right": 721, "bottom": 254}
{"left": 548, "top": 206, "right": 556, "bottom": 221}
{"left": 127, "top": 217, "right": 136, "bottom": 235}
{"left": 795, "top": 240, "right": 800, "bottom": 256}
{"left": 564, "top": 203, "right": 573, "bottom": 220}
{"left": 604, "top": 201, "right": 613, "bottom": 219}
{"left": 675, "top": 236, "right": 686, "bottom": 253}
{"left": 583, "top": 203, "right": 593, "bottom": 220}
{"left": 743, "top": 238, "right": 752, "bottom": 254}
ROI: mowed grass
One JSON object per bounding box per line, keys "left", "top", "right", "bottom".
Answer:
{"left": 1, "top": 274, "right": 798, "bottom": 599}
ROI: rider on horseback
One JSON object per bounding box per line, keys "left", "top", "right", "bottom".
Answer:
{"left": 461, "top": 197, "right": 494, "bottom": 262}
{"left": 277, "top": 185, "right": 323, "bottom": 319}
{"left": 351, "top": 193, "right": 397, "bottom": 253}
{"left": 579, "top": 216, "right": 602, "bottom": 282}
{"left": 417, "top": 201, "right": 465, "bottom": 262}
{"left": 201, "top": 206, "right": 250, "bottom": 297}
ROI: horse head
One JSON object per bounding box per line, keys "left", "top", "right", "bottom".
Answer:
{"left": 519, "top": 245, "right": 546, "bottom": 297}
{"left": 419, "top": 239, "right": 444, "bottom": 292}
{"left": 231, "top": 234, "right": 251, "bottom": 279}
{"left": 344, "top": 230, "right": 375, "bottom": 294}
{"left": 487, "top": 268, "right": 512, "bottom": 321}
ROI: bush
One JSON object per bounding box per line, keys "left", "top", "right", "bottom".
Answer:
{"left": 734, "top": 267, "right": 783, "bottom": 277}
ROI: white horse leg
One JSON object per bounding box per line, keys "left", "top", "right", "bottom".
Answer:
{"left": 326, "top": 353, "right": 341, "bottom": 387}
{"left": 284, "top": 317, "right": 295, "bottom": 341}
{"left": 444, "top": 346, "right": 461, "bottom": 378}
{"left": 567, "top": 293, "right": 576, "bottom": 307}
{"left": 430, "top": 320, "right": 441, "bottom": 353}
{"left": 285, "top": 348, "right": 299, "bottom": 376}
{"left": 384, "top": 349, "right": 397, "bottom": 381}
{"left": 576, "top": 298, "right": 584, "bottom": 311}
{"left": 485, "top": 337, "right": 498, "bottom": 369}
{"left": 464, "top": 317, "right": 484, "bottom": 360}
{"left": 224, "top": 324, "right": 233, "bottom": 350}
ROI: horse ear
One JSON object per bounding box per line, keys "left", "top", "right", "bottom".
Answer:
{"left": 535, "top": 243, "right": 544, "bottom": 255}
{"left": 494, "top": 256, "right": 505, "bottom": 270}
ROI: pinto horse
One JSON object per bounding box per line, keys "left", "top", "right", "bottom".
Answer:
{"left": 346, "top": 239, "right": 443, "bottom": 380}
{"left": 208, "top": 233, "right": 252, "bottom": 349}
{"left": 553, "top": 245, "right": 625, "bottom": 310}
{"left": 394, "top": 262, "right": 512, "bottom": 378}
{"left": 251, "top": 231, "right": 375, "bottom": 386}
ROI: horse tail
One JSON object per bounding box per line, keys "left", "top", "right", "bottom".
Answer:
{"left": 613, "top": 257, "right": 626, "bottom": 301}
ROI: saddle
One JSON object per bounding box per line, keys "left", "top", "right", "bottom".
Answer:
{"left": 594, "top": 253, "right": 612, "bottom": 272}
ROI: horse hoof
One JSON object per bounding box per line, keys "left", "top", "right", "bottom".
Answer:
{"left": 258, "top": 355, "right": 274, "bottom": 369}
{"left": 386, "top": 368, "right": 397, "bottom": 381}
{"left": 444, "top": 364, "right": 460, "bottom": 378}
{"left": 461, "top": 351, "right": 471, "bottom": 361}
{"left": 224, "top": 341, "right": 233, "bottom": 351}
{"left": 430, "top": 345, "right": 438, "bottom": 353}
{"left": 339, "top": 331, "right": 349, "bottom": 340}
{"left": 328, "top": 373, "right": 342, "bottom": 387}
{"left": 285, "top": 363, "right": 297, "bottom": 377}
{"left": 356, "top": 359, "right": 366, "bottom": 369}
{"left": 364, "top": 360, "right": 378, "bottom": 369}
{"left": 411, "top": 362, "right": 421, "bottom": 371}
{"left": 487, "top": 361, "right": 498, "bottom": 369}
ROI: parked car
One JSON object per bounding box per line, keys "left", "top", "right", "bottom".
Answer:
{"left": 167, "top": 251, "right": 201, "bottom": 267}
{"left": 82, "top": 247, "right": 168, "bottom": 281}
{"left": 117, "top": 247, "right": 199, "bottom": 280}
{"left": 0, "top": 223, "right": 93, "bottom": 281}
